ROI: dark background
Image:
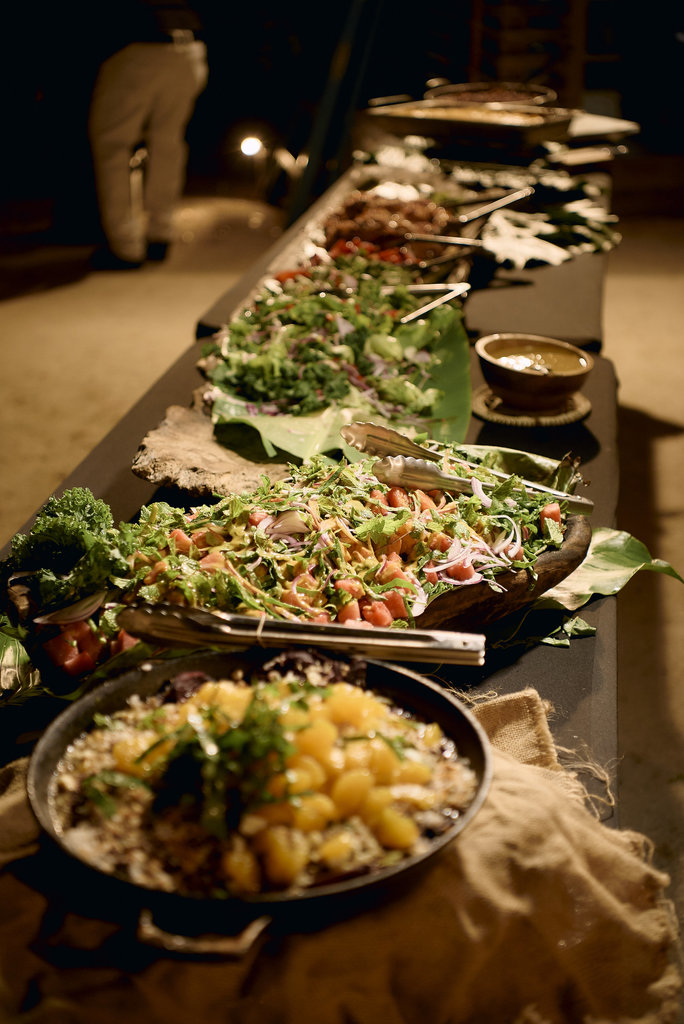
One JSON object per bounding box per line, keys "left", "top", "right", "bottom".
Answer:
{"left": 1, "top": 1, "right": 682, "bottom": 240}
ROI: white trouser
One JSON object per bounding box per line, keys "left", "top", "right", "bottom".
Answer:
{"left": 88, "top": 41, "right": 208, "bottom": 261}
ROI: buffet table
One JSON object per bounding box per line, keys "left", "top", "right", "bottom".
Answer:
{"left": 2, "top": 167, "right": 681, "bottom": 1024}
{"left": 0, "top": 203, "right": 618, "bottom": 795}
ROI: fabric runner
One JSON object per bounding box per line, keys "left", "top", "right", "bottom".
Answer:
{"left": 0, "top": 686, "right": 680, "bottom": 1024}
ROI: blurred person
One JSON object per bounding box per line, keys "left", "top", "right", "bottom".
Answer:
{"left": 88, "top": 0, "right": 208, "bottom": 269}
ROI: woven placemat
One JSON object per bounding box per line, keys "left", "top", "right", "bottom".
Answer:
{"left": 472, "top": 383, "right": 592, "bottom": 427}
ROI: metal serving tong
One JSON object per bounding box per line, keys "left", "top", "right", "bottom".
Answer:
{"left": 340, "top": 422, "right": 594, "bottom": 516}
{"left": 455, "top": 185, "right": 535, "bottom": 224}
{"left": 404, "top": 232, "right": 488, "bottom": 248}
{"left": 403, "top": 186, "right": 535, "bottom": 265}
{"left": 398, "top": 282, "right": 471, "bottom": 324}
{"left": 118, "top": 603, "right": 486, "bottom": 667}
{"left": 372, "top": 456, "right": 593, "bottom": 515}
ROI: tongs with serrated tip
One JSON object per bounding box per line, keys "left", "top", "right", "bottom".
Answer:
{"left": 118, "top": 603, "right": 486, "bottom": 666}
{"left": 372, "top": 455, "right": 594, "bottom": 515}
{"left": 341, "top": 422, "right": 593, "bottom": 515}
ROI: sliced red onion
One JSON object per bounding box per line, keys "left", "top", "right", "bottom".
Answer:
{"left": 264, "top": 509, "right": 310, "bottom": 537}
{"left": 33, "top": 590, "right": 108, "bottom": 625}
{"left": 438, "top": 572, "right": 484, "bottom": 587}
{"left": 255, "top": 515, "right": 276, "bottom": 533}
{"left": 470, "top": 477, "right": 492, "bottom": 507}
{"left": 335, "top": 315, "right": 355, "bottom": 337}
{"left": 409, "top": 581, "right": 428, "bottom": 616}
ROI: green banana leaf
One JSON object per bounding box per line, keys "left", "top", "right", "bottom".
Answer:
{"left": 210, "top": 305, "right": 472, "bottom": 462}
{"left": 537, "top": 527, "right": 684, "bottom": 611}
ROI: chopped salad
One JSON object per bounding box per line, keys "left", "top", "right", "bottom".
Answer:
{"left": 199, "top": 251, "right": 471, "bottom": 458}
{"left": 2, "top": 444, "right": 570, "bottom": 685}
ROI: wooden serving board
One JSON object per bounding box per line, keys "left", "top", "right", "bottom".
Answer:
{"left": 417, "top": 514, "right": 592, "bottom": 631}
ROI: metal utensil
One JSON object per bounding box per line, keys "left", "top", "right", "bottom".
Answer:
{"left": 341, "top": 421, "right": 443, "bottom": 462}
{"left": 380, "top": 282, "right": 472, "bottom": 296}
{"left": 455, "top": 186, "right": 535, "bottom": 224}
{"left": 372, "top": 455, "right": 594, "bottom": 515}
{"left": 398, "top": 283, "right": 471, "bottom": 324}
{"left": 341, "top": 423, "right": 591, "bottom": 512}
{"left": 405, "top": 232, "right": 487, "bottom": 248}
{"left": 405, "top": 236, "right": 494, "bottom": 269}
{"left": 118, "top": 603, "right": 486, "bottom": 666}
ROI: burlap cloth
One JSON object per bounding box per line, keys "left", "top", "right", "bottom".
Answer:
{"left": 0, "top": 687, "right": 680, "bottom": 1024}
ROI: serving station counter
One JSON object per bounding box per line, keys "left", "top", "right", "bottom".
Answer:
{"left": 4, "top": 150, "right": 681, "bottom": 1024}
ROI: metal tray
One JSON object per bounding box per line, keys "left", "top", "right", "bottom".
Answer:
{"left": 364, "top": 100, "right": 574, "bottom": 148}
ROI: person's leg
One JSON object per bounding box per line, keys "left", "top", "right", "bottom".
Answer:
{"left": 87, "top": 45, "right": 157, "bottom": 263}
{"left": 144, "top": 41, "right": 208, "bottom": 251}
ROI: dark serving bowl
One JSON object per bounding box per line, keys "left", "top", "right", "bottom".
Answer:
{"left": 475, "top": 333, "right": 595, "bottom": 413}
{"left": 27, "top": 648, "right": 491, "bottom": 949}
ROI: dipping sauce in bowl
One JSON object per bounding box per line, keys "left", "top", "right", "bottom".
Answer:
{"left": 475, "top": 333, "right": 594, "bottom": 411}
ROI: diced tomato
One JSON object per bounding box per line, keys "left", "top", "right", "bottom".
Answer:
{"left": 198, "top": 550, "right": 226, "bottom": 571}
{"left": 446, "top": 562, "right": 476, "bottom": 581}
{"left": 61, "top": 651, "right": 97, "bottom": 677}
{"left": 63, "top": 621, "right": 106, "bottom": 662}
{"left": 506, "top": 543, "right": 524, "bottom": 562}
{"left": 335, "top": 578, "right": 364, "bottom": 599}
{"left": 110, "top": 629, "right": 140, "bottom": 656}
{"left": 248, "top": 509, "right": 271, "bottom": 527}
{"left": 540, "top": 503, "right": 562, "bottom": 529}
{"left": 274, "top": 268, "right": 311, "bottom": 283}
{"left": 337, "top": 599, "right": 362, "bottom": 623}
{"left": 169, "top": 528, "right": 193, "bottom": 554}
{"left": 376, "top": 247, "right": 405, "bottom": 264}
{"left": 424, "top": 562, "right": 438, "bottom": 585}
{"left": 386, "top": 487, "right": 410, "bottom": 509}
{"left": 360, "top": 600, "right": 394, "bottom": 628}
{"left": 383, "top": 589, "right": 408, "bottom": 619}
{"left": 42, "top": 632, "right": 78, "bottom": 666}
{"left": 144, "top": 559, "right": 168, "bottom": 584}
{"left": 328, "top": 239, "right": 355, "bottom": 258}
{"left": 308, "top": 611, "right": 331, "bottom": 624}
{"left": 400, "top": 533, "right": 418, "bottom": 556}
{"left": 415, "top": 489, "right": 436, "bottom": 511}
{"left": 377, "top": 559, "right": 410, "bottom": 588}
{"left": 282, "top": 572, "right": 317, "bottom": 610}
{"left": 429, "top": 532, "right": 452, "bottom": 553}
{"left": 369, "top": 489, "right": 388, "bottom": 515}
{"left": 41, "top": 621, "right": 105, "bottom": 676}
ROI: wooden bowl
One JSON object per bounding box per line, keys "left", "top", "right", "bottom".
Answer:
{"left": 475, "top": 333, "right": 594, "bottom": 412}
{"left": 418, "top": 514, "right": 592, "bottom": 631}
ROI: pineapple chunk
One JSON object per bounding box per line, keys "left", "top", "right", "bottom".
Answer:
{"left": 330, "top": 769, "right": 374, "bottom": 817}
{"left": 373, "top": 807, "right": 420, "bottom": 850}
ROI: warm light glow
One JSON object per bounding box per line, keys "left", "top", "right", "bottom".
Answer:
{"left": 240, "top": 136, "right": 263, "bottom": 157}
